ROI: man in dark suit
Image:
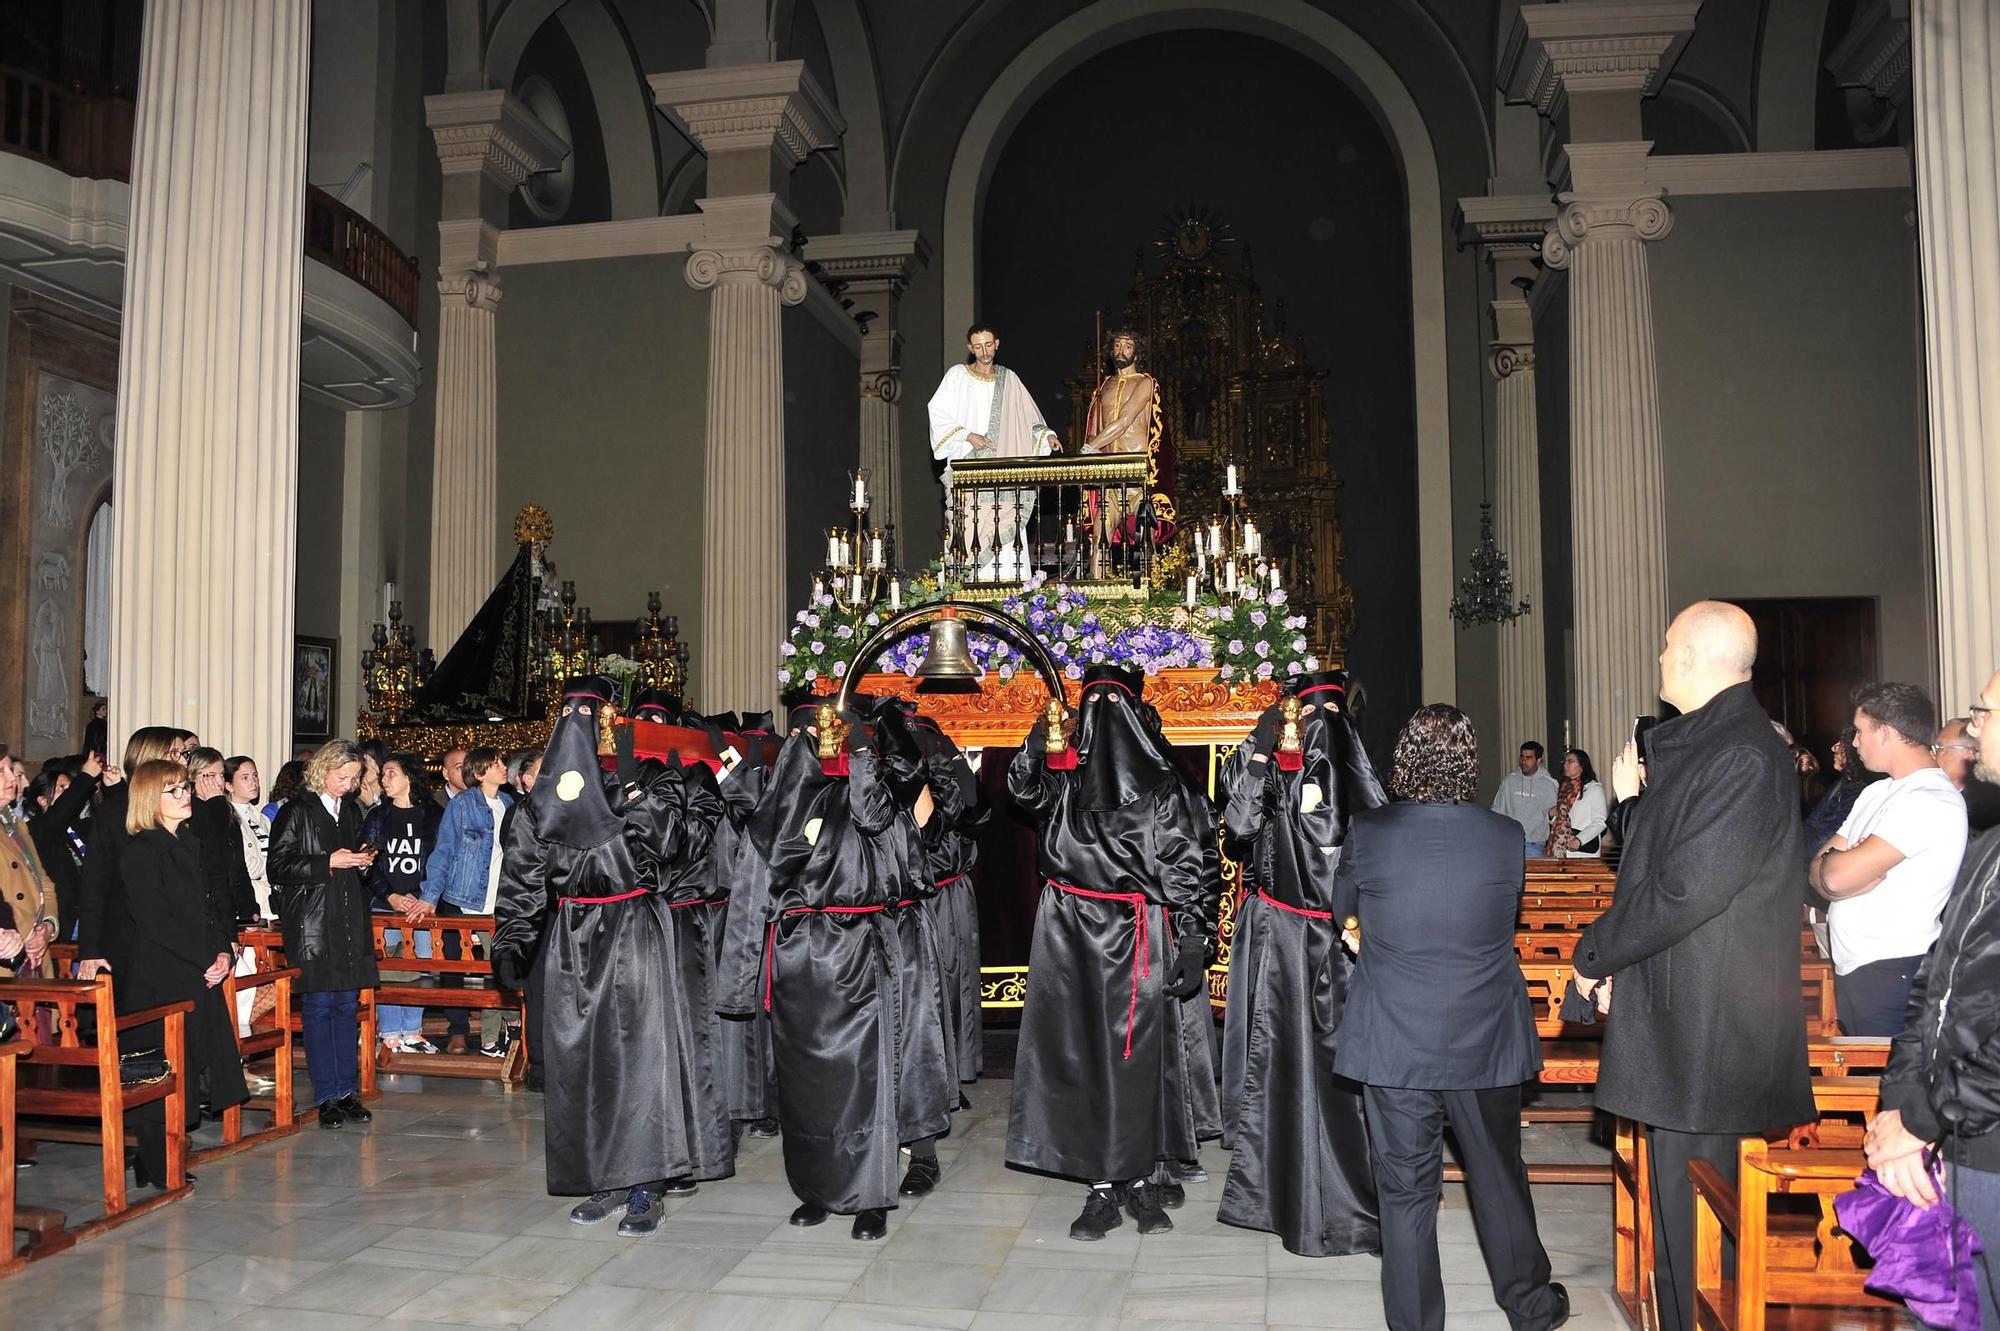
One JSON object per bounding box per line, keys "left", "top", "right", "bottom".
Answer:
{"left": 1334, "top": 704, "right": 1568, "bottom": 1331}
{"left": 1568, "top": 601, "right": 1815, "bottom": 1331}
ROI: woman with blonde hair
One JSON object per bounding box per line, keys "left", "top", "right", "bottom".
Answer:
{"left": 186, "top": 747, "right": 257, "bottom": 928}
{"left": 269, "top": 741, "right": 380, "bottom": 1128}
{"left": 77, "top": 726, "right": 185, "bottom": 981}
{"left": 119, "top": 759, "right": 249, "bottom": 1187}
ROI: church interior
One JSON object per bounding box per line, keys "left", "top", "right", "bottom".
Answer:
{"left": 0, "top": 0, "right": 1988, "bottom": 1326}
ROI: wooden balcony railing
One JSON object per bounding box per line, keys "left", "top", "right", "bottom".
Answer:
{"left": 303, "top": 185, "right": 420, "bottom": 327}
{"left": 1, "top": 64, "right": 421, "bottom": 330}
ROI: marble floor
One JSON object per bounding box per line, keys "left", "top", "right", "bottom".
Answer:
{"left": 9, "top": 1074, "right": 1623, "bottom": 1330}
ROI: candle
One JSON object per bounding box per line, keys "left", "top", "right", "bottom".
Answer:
{"left": 1225, "top": 464, "right": 1238, "bottom": 496}
{"left": 1225, "top": 559, "right": 1238, "bottom": 594}
{"left": 870, "top": 534, "right": 884, "bottom": 569}
{"left": 852, "top": 475, "right": 867, "bottom": 508}
{"left": 1208, "top": 521, "right": 1223, "bottom": 556}
{"left": 813, "top": 575, "right": 825, "bottom": 599}
{"left": 1185, "top": 573, "right": 1198, "bottom": 609}
{"left": 1065, "top": 520, "right": 1075, "bottom": 545}
{"left": 839, "top": 536, "right": 852, "bottom": 567}
{"left": 889, "top": 578, "right": 902, "bottom": 613}
{"left": 827, "top": 532, "right": 840, "bottom": 567}
{"left": 850, "top": 573, "right": 863, "bottom": 603}
{"left": 1269, "top": 564, "right": 1281, "bottom": 593}
{"left": 1244, "top": 521, "right": 1258, "bottom": 556}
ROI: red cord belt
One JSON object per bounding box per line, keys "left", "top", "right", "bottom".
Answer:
{"left": 762, "top": 903, "right": 888, "bottom": 1012}
{"left": 1049, "top": 880, "right": 1161, "bottom": 1061}
{"left": 559, "top": 888, "right": 649, "bottom": 906}
{"left": 1256, "top": 888, "right": 1334, "bottom": 921}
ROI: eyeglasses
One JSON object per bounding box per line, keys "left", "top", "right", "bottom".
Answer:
{"left": 1936, "top": 743, "right": 1980, "bottom": 756}
{"left": 162, "top": 783, "right": 192, "bottom": 798}
{"left": 1970, "top": 705, "right": 1993, "bottom": 738}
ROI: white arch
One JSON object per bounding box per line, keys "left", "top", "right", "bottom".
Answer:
{"left": 938, "top": 0, "right": 1457, "bottom": 698}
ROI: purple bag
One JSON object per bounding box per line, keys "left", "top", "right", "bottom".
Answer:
{"left": 1834, "top": 1163, "right": 1985, "bottom": 1331}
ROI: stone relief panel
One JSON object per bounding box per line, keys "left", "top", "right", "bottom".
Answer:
{"left": 27, "top": 372, "right": 116, "bottom": 747}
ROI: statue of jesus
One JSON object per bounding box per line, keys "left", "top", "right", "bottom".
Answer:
{"left": 928, "top": 324, "right": 1060, "bottom": 579}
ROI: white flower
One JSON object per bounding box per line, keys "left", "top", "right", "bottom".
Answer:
{"left": 1256, "top": 661, "right": 1274, "bottom": 679}
{"left": 1304, "top": 656, "right": 1321, "bottom": 670}
{"left": 836, "top": 625, "right": 854, "bottom": 640}
{"left": 809, "top": 641, "right": 825, "bottom": 655}
{"left": 804, "top": 613, "right": 821, "bottom": 629}
{"left": 804, "top": 668, "right": 819, "bottom": 683}
{"left": 1287, "top": 661, "right": 1303, "bottom": 676}
{"left": 1292, "top": 637, "right": 1307, "bottom": 654}
{"left": 1228, "top": 639, "right": 1245, "bottom": 654}
{"left": 832, "top": 660, "right": 848, "bottom": 677}
{"left": 780, "top": 642, "right": 796, "bottom": 657}
{"left": 795, "top": 610, "right": 809, "bottom": 625}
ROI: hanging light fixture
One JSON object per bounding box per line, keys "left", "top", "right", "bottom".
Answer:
{"left": 1449, "top": 294, "right": 1531, "bottom": 629}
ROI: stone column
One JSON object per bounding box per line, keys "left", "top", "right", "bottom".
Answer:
{"left": 653, "top": 64, "right": 842, "bottom": 714}
{"left": 1504, "top": 2, "right": 1696, "bottom": 760}
{"left": 1458, "top": 195, "right": 1558, "bottom": 754}
{"left": 1911, "top": 0, "right": 2000, "bottom": 710}
{"left": 423, "top": 91, "right": 566, "bottom": 650}
{"left": 803, "top": 231, "right": 929, "bottom": 545}
{"left": 106, "top": 0, "right": 310, "bottom": 767}
{"left": 687, "top": 236, "right": 809, "bottom": 715}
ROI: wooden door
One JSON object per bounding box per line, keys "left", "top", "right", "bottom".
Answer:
{"left": 1737, "top": 597, "right": 1880, "bottom": 765}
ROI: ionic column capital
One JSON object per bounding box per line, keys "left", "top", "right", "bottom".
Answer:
{"left": 1490, "top": 345, "right": 1537, "bottom": 380}
{"left": 685, "top": 245, "right": 809, "bottom": 305}
{"left": 438, "top": 270, "right": 503, "bottom": 313}
{"left": 1541, "top": 193, "right": 1675, "bottom": 269}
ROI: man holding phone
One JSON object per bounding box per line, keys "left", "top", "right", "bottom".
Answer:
{"left": 1565, "top": 602, "right": 1815, "bottom": 1331}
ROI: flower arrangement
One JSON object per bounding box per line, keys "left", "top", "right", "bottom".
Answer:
{"left": 778, "top": 570, "right": 1317, "bottom": 695}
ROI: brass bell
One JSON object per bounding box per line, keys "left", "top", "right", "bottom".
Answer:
{"left": 914, "top": 609, "right": 981, "bottom": 693}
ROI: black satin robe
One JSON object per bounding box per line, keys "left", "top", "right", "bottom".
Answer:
{"left": 493, "top": 794, "right": 698, "bottom": 1195}
{"left": 717, "top": 733, "right": 907, "bottom": 1214}
{"left": 1004, "top": 719, "right": 1222, "bottom": 1184}
{"left": 629, "top": 759, "right": 735, "bottom": 1181}
{"left": 920, "top": 744, "right": 987, "bottom": 1082}
{"left": 1217, "top": 738, "right": 1264, "bottom": 1147}
{"left": 713, "top": 762, "right": 779, "bottom": 1122}
{"left": 1215, "top": 709, "right": 1382, "bottom": 1256}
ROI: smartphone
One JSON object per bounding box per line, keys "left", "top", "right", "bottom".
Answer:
{"left": 1631, "top": 715, "right": 1659, "bottom": 765}
{"left": 355, "top": 842, "right": 377, "bottom": 856}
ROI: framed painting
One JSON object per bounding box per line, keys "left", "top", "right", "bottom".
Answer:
{"left": 293, "top": 634, "right": 337, "bottom": 743}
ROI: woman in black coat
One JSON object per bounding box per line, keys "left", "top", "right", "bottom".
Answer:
{"left": 118, "top": 759, "right": 249, "bottom": 1188}
{"left": 75, "top": 726, "right": 185, "bottom": 980}
{"left": 187, "top": 747, "right": 258, "bottom": 927}
{"left": 267, "top": 741, "right": 379, "bottom": 1128}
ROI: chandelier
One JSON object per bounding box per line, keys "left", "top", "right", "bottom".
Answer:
{"left": 1183, "top": 460, "right": 1285, "bottom": 606}
{"left": 818, "top": 468, "right": 904, "bottom": 614}
{"left": 1448, "top": 502, "right": 1529, "bottom": 628}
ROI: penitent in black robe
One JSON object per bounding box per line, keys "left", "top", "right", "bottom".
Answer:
{"left": 493, "top": 697, "right": 699, "bottom": 1196}
{"left": 628, "top": 756, "right": 735, "bottom": 1182}
{"left": 1004, "top": 699, "right": 1221, "bottom": 1184}
{"left": 712, "top": 752, "right": 779, "bottom": 1123}
{"left": 912, "top": 716, "right": 988, "bottom": 1082}
{"left": 1216, "top": 692, "right": 1384, "bottom": 1256}
{"left": 718, "top": 728, "right": 910, "bottom": 1214}
{"left": 1217, "top": 736, "right": 1266, "bottom": 1148}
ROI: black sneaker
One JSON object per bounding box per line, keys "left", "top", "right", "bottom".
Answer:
{"left": 317, "top": 1102, "right": 344, "bottom": 1130}
{"left": 745, "top": 1118, "right": 780, "bottom": 1139}
{"left": 1168, "top": 1158, "right": 1208, "bottom": 1185}
{"left": 570, "top": 1190, "right": 623, "bottom": 1224}
{"left": 1069, "top": 1188, "right": 1124, "bottom": 1242}
{"left": 898, "top": 1155, "right": 941, "bottom": 1197}
{"left": 1125, "top": 1180, "right": 1173, "bottom": 1235}
{"left": 1153, "top": 1175, "right": 1186, "bottom": 1210}
{"left": 851, "top": 1208, "right": 887, "bottom": 1241}
{"left": 616, "top": 1186, "right": 663, "bottom": 1237}
{"left": 336, "top": 1094, "right": 372, "bottom": 1123}
{"left": 480, "top": 1026, "right": 516, "bottom": 1059}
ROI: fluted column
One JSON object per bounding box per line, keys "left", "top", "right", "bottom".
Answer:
{"left": 423, "top": 91, "right": 566, "bottom": 649}
{"left": 427, "top": 273, "right": 502, "bottom": 647}
{"left": 1543, "top": 191, "right": 1674, "bottom": 759}
{"left": 687, "top": 243, "right": 808, "bottom": 713}
{"left": 1492, "top": 342, "right": 1548, "bottom": 751}
{"left": 107, "top": 0, "right": 310, "bottom": 766}
{"left": 1912, "top": 0, "right": 2000, "bottom": 709}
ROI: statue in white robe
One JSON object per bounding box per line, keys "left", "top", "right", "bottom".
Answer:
{"left": 928, "top": 326, "right": 1059, "bottom": 580}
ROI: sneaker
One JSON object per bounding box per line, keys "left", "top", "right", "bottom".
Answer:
{"left": 744, "top": 1118, "right": 780, "bottom": 1139}
{"left": 1069, "top": 1188, "right": 1124, "bottom": 1242}
{"left": 1153, "top": 1174, "right": 1186, "bottom": 1210}
{"left": 570, "top": 1190, "right": 623, "bottom": 1224}
{"left": 480, "top": 1026, "right": 517, "bottom": 1059}
{"left": 379, "top": 1035, "right": 408, "bottom": 1054}
{"left": 1124, "top": 1180, "right": 1173, "bottom": 1235}
{"left": 616, "top": 1186, "right": 663, "bottom": 1237}
{"left": 1167, "top": 1158, "right": 1208, "bottom": 1185}
{"left": 404, "top": 1036, "right": 442, "bottom": 1055}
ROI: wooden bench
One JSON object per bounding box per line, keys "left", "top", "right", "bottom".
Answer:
{"left": 1, "top": 976, "right": 194, "bottom": 1258}
{"left": 1611, "top": 1053, "right": 1891, "bottom": 1329}
{"left": 237, "top": 929, "right": 380, "bottom": 1112}
{"left": 368, "top": 915, "right": 527, "bottom": 1086}
{"left": 188, "top": 965, "right": 301, "bottom": 1166}
{"left": 0, "top": 1039, "right": 29, "bottom": 1275}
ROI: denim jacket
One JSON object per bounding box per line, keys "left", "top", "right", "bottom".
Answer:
{"left": 419, "top": 787, "right": 512, "bottom": 911}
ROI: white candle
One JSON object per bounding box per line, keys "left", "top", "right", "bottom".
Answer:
{"left": 1208, "top": 521, "right": 1223, "bottom": 556}
{"left": 870, "top": 535, "right": 884, "bottom": 569}
{"left": 840, "top": 536, "right": 852, "bottom": 567}
{"left": 1185, "top": 574, "right": 1197, "bottom": 609}
{"left": 1225, "top": 464, "right": 1238, "bottom": 496}
{"left": 813, "top": 574, "right": 825, "bottom": 599}
{"left": 1225, "top": 559, "right": 1238, "bottom": 593}
{"left": 852, "top": 476, "right": 867, "bottom": 508}
{"left": 889, "top": 578, "right": 902, "bottom": 613}
{"left": 1269, "top": 564, "right": 1281, "bottom": 593}
{"left": 850, "top": 573, "right": 863, "bottom": 603}
{"left": 1243, "top": 521, "right": 1258, "bottom": 556}
{"left": 826, "top": 534, "right": 840, "bottom": 566}
{"left": 1065, "top": 520, "right": 1075, "bottom": 545}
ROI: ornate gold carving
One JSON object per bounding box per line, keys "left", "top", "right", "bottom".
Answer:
{"left": 979, "top": 966, "right": 1028, "bottom": 1009}
{"left": 513, "top": 504, "right": 554, "bottom": 547}
{"left": 815, "top": 669, "right": 1277, "bottom": 748}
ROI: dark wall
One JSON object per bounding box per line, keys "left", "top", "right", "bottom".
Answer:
{"left": 295, "top": 400, "right": 347, "bottom": 641}
{"left": 508, "top": 14, "right": 613, "bottom": 229}
{"left": 783, "top": 304, "right": 864, "bottom": 615}
{"left": 976, "top": 29, "right": 1420, "bottom": 756}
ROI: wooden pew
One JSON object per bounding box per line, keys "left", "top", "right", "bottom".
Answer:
{"left": 189, "top": 965, "right": 301, "bottom": 1166}
{"left": 0, "top": 1039, "right": 29, "bottom": 1275}
{"left": 368, "top": 914, "right": 527, "bottom": 1086}
{"left": 237, "top": 929, "right": 380, "bottom": 1111}
{"left": 1, "top": 976, "right": 194, "bottom": 1257}
{"left": 1611, "top": 1051, "right": 1891, "bottom": 1330}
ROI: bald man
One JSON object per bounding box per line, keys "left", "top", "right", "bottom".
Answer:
{"left": 1567, "top": 602, "right": 1814, "bottom": 1331}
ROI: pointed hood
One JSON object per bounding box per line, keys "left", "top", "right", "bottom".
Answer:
{"left": 1074, "top": 664, "right": 1176, "bottom": 810}
{"left": 530, "top": 676, "right": 625, "bottom": 850}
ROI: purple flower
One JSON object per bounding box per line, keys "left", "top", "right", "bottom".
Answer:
{"left": 1254, "top": 640, "right": 1270, "bottom": 658}
{"left": 1268, "top": 589, "right": 1288, "bottom": 606}
{"left": 1292, "top": 637, "right": 1307, "bottom": 654}
{"left": 809, "top": 641, "right": 825, "bottom": 655}
{"left": 1287, "top": 661, "right": 1303, "bottom": 676}
{"left": 1064, "top": 663, "right": 1084, "bottom": 680}
{"left": 1228, "top": 639, "right": 1244, "bottom": 655}
{"left": 1250, "top": 610, "right": 1267, "bottom": 628}
{"left": 794, "top": 610, "right": 809, "bottom": 625}
{"left": 1305, "top": 655, "right": 1321, "bottom": 671}
{"left": 836, "top": 625, "right": 854, "bottom": 640}
{"left": 1256, "top": 661, "right": 1274, "bottom": 679}
{"left": 804, "top": 667, "right": 819, "bottom": 683}
{"left": 804, "top": 613, "right": 821, "bottom": 629}
{"left": 832, "top": 659, "right": 848, "bottom": 677}
{"left": 780, "top": 642, "right": 796, "bottom": 657}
